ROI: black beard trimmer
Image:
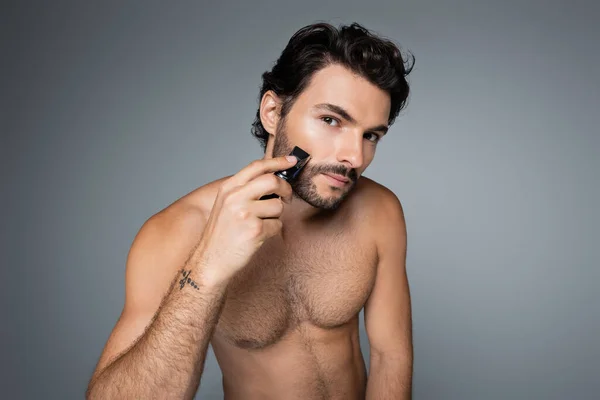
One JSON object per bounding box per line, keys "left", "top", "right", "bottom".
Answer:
{"left": 259, "top": 146, "right": 310, "bottom": 200}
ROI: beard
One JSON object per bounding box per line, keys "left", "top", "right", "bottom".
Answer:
{"left": 271, "top": 120, "right": 358, "bottom": 211}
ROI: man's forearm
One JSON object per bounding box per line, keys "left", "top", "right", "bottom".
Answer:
{"left": 86, "top": 267, "right": 227, "bottom": 400}
{"left": 366, "top": 352, "right": 413, "bottom": 400}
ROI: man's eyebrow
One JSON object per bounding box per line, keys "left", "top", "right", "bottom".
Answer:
{"left": 313, "top": 103, "right": 389, "bottom": 135}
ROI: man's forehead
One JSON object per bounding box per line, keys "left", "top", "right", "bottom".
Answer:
{"left": 299, "top": 65, "right": 391, "bottom": 123}
{"left": 306, "top": 65, "right": 371, "bottom": 93}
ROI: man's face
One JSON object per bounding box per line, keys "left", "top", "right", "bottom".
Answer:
{"left": 271, "top": 64, "right": 391, "bottom": 210}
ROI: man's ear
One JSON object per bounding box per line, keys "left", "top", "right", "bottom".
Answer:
{"left": 259, "top": 90, "right": 282, "bottom": 135}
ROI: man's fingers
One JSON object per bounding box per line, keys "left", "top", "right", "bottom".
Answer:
{"left": 250, "top": 197, "right": 285, "bottom": 219}
{"left": 241, "top": 173, "right": 293, "bottom": 203}
{"left": 229, "top": 156, "right": 297, "bottom": 187}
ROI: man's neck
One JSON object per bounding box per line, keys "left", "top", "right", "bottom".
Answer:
{"left": 280, "top": 195, "right": 339, "bottom": 230}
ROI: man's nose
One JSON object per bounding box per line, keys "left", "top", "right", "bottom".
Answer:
{"left": 336, "top": 131, "right": 364, "bottom": 170}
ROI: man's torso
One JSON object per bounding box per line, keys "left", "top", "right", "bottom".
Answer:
{"left": 162, "top": 175, "right": 385, "bottom": 399}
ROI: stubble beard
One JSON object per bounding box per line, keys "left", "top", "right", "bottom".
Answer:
{"left": 271, "top": 121, "right": 356, "bottom": 211}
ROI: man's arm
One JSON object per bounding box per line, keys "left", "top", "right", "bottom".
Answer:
{"left": 86, "top": 210, "right": 226, "bottom": 400}
{"left": 364, "top": 189, "right": 413, "bottom": 400}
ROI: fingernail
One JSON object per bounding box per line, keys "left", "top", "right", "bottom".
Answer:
{"left": 286, "top": 156, "right": 297, "bottom": 163}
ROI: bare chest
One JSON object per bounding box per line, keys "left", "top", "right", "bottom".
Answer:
{"left": 214, "top": 229, "right": 378, "bottom": 349}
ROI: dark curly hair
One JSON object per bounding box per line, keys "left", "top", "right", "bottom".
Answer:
{"left": 251, "top": 22, "right": 415, "bottom": 152}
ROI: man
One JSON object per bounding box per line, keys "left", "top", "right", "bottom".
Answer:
{"left": 86, "top": 22, "right": 415, "bottom": 399}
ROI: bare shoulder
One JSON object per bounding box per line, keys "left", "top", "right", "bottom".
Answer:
{"left": 133, "top": 175, "right": 229, "bottom": 249}
{"left": 352, "top": 176, "right": 405, "bottom": 220}
{"left": 349, "top": 176, "right": 406, "bottom": 247}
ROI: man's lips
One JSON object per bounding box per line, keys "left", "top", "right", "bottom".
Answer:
{"left": 322, "top": 173, "right": 350, "bottom": 183}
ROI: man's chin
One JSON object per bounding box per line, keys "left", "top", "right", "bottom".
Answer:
{"left": 291, "top": 177, "right": 351, "bottom": 210}
{"left": 304, "top": 197, "right": 343, "bottom": 211}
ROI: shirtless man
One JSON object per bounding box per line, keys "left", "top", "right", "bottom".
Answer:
{"left": 86, "top": 22, "right": 414, "bottom": 399}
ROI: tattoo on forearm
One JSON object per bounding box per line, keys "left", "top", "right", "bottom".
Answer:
{"left": 179, "top": 269, "right": 200, "bottom": 291}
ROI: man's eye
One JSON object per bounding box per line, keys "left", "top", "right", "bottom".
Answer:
{"left": 365, "top": 133, "right": 380, "bottom": 143}
{"left": 322, "top": 116, "right": 339, "bottom": 126}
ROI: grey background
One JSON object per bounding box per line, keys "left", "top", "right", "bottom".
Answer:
{"left": 3, "top": 0, "right": 599, "bottom": 399}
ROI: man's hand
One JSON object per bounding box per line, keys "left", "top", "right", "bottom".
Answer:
{"left": 196, "top": 155, "right": 297, "bottom": 286}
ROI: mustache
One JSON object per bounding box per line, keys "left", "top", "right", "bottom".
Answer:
{"left": 306, "top": 164, "right": 358, "bottom": 182}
